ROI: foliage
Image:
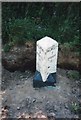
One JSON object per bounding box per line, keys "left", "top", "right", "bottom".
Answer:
{"left": 70, "top": 102, "right": 81, "bottom": 114}
{"left": 3, "top": 18, "right": 52, "bottom": 45}
{"left": 2, "top": 2, "right": 79, "bottom": 49}
{"left": 66, "top": 70, "right": 80, "bottom": 80}
{"left": 3, "top": 43, "right": 12, "bottom": 52}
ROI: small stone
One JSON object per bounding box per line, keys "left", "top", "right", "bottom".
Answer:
{"left": 54, "top": 108, "right": 57, "bottom": 112}
{"left": 1, "top": 115, "right": 8, "bottom": 119}
{"left": 72, "top": 88, "right": 77, "bottom": 94}
{"left": 43, "top": 96, "right": 46, "bottom": 99}
{"left": 17, "top": 107, "right": 20, "bottom": 110}
{"left": 34, "top": 111, "right": 47, "bottom": 119}
{"left": 16, "top": 83, "right": 19, "bottom": 85}
{"left": 65, "top": 104, "right": 69, "bottom": 109}
{"left": 3, "top": 109, "right": 9, "bottom": 115}
{"left": 74, "top": 115, "right": 79, "bottom": 118}
{"left": 9, "top": 87, "right": 13, "bottom": 90}
{"left": 20, "top": 76, "right": 23, "bottom": 79}
{"left": 25, "top": 114, "right": 31, "bottom": 118}
{"left": 32, "top": 98, "right": 36, "bottom": 103}
{"left": 48, "top": 112, "right": 55, "bottom": 117}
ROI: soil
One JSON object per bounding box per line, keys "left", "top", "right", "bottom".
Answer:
{"left": 2, "top": 42, "right": 80, "bottom": 72}
{"left": 1, "top": 67, "right": 81, "bottom": 119}
{"left": 1, "top": 42, "right": 81, "bottom": 119}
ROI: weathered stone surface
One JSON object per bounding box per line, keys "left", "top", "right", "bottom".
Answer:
{"left": 36, "top": 36, "right": 58, "bottom": 82}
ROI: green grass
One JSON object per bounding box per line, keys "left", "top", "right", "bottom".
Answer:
{"left": 3, "top": 43, "right": 12, "bottom": 52}
{"left": 70, "top": 102, "right": 81, "bottom": 114}
{"left": 66, "top": 71, "right": 80, "bottom": 80}
{"left": 2, "top": 3, "right": 79, "bottom": 48}
{"left": 3, "top": 18, "right": 79, "bottom": 47}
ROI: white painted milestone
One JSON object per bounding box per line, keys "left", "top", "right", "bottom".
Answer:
{"left": 36, "top": 36, "right": 58, "bottom": 82}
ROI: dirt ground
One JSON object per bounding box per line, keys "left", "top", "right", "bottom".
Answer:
{"left": 1, "top": 67, "right": 81, "bottom": 119}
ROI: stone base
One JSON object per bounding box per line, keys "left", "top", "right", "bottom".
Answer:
{"left": 33, "top": 71, "right": 56, "bottom": 88}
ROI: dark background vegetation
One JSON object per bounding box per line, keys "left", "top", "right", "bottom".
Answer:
{"left": 2, "top": 2, "right": 79, "bottom": 51}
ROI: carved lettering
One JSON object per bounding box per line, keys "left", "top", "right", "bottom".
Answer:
{"left": 48, "top": 54, "right": 56, "bottom": 60}
{"left": 36, "top": 36, "right": 58, "bottom": 82}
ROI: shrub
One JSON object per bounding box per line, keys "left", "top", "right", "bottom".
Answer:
{"left": 2, "top": 18, "right": 53, "bottom": 45}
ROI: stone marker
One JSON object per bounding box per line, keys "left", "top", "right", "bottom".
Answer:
{"left": 33, "top": 36, "right": 58, "bottom": 87}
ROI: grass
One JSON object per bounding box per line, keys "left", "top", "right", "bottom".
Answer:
{"left": 2, "top": 15, "right": 79, "bottom": 46}
{"left": 3, "top": 18, "right": 79, "bottom": 52}
{"left": 66, "top": 71, "right": 80, "bottom": 80}
{"left": 3, "top": 43, "right": 12, "bottom": 52}
{"left": 70, "top": 102, "right": 81, "bottom": 114}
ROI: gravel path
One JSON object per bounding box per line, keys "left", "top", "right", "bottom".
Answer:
{"left": 1, "top": 67, "right": 81, "bottom": 118}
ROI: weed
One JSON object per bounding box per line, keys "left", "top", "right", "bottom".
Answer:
{"left": 70, "top": 102, "right": 81, "bottom": 114}
{"left": 66, "top": 71, "right": 80, "bottom": 80}
{"left": 3, "top": 44, "right": 12, "bottom": 52}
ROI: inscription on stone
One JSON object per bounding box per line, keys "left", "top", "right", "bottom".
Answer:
{"left": 36, "top": 36, "right": 58, "bottom": 82}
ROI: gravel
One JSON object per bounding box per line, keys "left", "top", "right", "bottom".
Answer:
{"left": 1, "top": 67, "right": 81, "bottom": 118}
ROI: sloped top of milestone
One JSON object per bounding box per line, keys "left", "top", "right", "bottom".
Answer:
{"left": 37, "top": 36, "right": 58, "bottom": 50}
